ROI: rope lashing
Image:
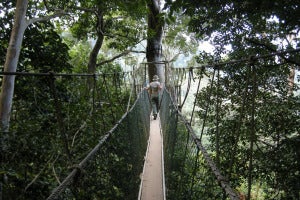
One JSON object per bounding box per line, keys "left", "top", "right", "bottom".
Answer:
{"left": 48, "top": 73, "right": 72, "bottom": 162}
{"left": 189, "top": 66, "right": 205, "bottom": 125}
{"left": 199, "top": 67, "right": 216, "bottom": 142}
{"left": 184, "top": 121, "right": 240, "bottom": 200}
{"left": 180, "top": 67, "right": 194, "bottom": 108}
{"left": 247, "top": 61, "right": 257, "bottom": 200}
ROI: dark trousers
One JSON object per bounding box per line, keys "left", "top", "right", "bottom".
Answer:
{"left": 151, "top": 96, "right": 159, "bottom": 115}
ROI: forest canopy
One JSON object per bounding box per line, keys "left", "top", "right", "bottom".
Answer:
{"left": 0, "top": 0, "right": 299, "bottom": 199}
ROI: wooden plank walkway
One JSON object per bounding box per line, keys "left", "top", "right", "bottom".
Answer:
{"left": 139, "top": 115, "right": 165, "bottom": 200}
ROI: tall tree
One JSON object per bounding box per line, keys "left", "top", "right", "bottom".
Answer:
{"left": 146, "top": 0, "right": 165, "bottom": 83}
{"left": 69, "top": 0, "right": 147, "bottom": 74}
{"left": 0, "top": 0, "right": 67, "bottom": 132}
{"left": 0, "top": 0, "right": 28, "bottom": 132}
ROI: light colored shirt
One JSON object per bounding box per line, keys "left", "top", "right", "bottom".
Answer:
{"left": 149, "top": 81, "right": 161, "bottom": 97}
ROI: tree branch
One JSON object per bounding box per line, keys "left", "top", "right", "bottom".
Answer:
{"left": 52, "top": 156, "right": 61, "bottom": 185}
{"left": 25, "top": 154, "right": 55, "bottom": 191}
{"left": 27, "top": 10, "right": 69, "bottom": 26}
{"left": 97, "top": 49, "right": 146, "bottom": 66}
{"left": 246, "top": 38, "right": 300, "bottom": 66}
{"left": 131, "top": 50, "right": 146, "bottom": 54}
{"left": 97, "top": 37, "right": 146, "bottom": 66}
{"left": 71, "top": 6, "right": 97, "bottom": 13}
{"left": 97, "top": 50, "right": 130, "bottom": 66}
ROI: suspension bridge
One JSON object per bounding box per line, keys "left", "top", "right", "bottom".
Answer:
{"left": 1, "top": 48, "right": 300, "bottom": 200}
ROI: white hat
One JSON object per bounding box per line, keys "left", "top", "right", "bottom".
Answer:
{"left": 153, "top": 75, "right": 159, "bottom": 81}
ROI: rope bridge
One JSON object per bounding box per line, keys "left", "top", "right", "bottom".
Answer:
{"left": 1, "top": 47, "right": 299, "bottom": 199}
{"left": 47, "top": 90, "right": 151, "bottom": 199}
{"left": 0, "top": 71, "right": 151, "bottom": 199}
{"left": 163, "top": 48, "right": 300, "bottom": 199}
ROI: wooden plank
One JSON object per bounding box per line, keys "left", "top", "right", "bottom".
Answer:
{"left": 139, "top": 116, "right": 164, "bottom": 200}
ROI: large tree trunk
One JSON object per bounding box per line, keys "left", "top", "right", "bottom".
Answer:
{"left": 88, "top": 34, "right": 104, "bottom": 74}
{"left": 288, "top": 66, "right": 295, "bottom": 95}
{"left": 146, "top": 0, "right": 164, "bottom": 84}
{"left": 88, "top": 13, "right": 104, "bottom": 74}
{"left": 0, "top": 0, "right": 29, "bottom": 132}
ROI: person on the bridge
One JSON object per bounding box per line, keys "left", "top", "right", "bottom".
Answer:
{"left": 146, "top": 75, "right": 162, "bottom": 120}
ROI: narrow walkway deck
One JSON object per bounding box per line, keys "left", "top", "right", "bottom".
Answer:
{"left": 139, "top": 115, "right": 164, "bottom": 200}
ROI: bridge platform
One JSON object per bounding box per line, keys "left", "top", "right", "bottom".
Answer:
{"left": 139, "top": 115, "right": 165, "bottom": 200}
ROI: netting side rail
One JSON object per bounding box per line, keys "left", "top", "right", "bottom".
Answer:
{"left": 47, "top": 90, "right": 151, "bottom": 200}
{"left": 160, "top": 89, "right": 239, "bottom": 200}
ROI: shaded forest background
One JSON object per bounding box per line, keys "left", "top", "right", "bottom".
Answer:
{"left": 0, "top": 0, "right": 299, "bottom": 199}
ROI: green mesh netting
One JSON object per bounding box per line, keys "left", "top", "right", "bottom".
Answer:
{"left": 1, "top": 73, "right": 150, "bottom": 200}
{"left": 160, "top": 89, "right": 239, "bottom": 200}
{"left": 47, "top": 89, "right": 151, "bottom": 200}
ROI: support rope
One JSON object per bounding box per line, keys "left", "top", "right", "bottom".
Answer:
{"left": 48, "top": 74, "right": 72, "bottom": 162}
{"left": 92, "top": 74, "right": 96, "bottom": 136}
{"left": 199, "top": 67, "right": 216, "bottom": 141}
{"left": 247, "top": 62, "right": 257, "bottom": 200}
{"left": 189, "top": 148, "right": 200, "bottom": 195}
{"left": 215, "top": 68, "right": 220, "bottom": 167}
{"left": 189, "top": 66, "right": 205, "bottom": 124}
{"left": 180, "top": 67, "right": 194, "bottom": 108}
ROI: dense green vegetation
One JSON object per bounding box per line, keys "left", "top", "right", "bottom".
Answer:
{"left": 0, "top": 0, "right": 149, "bottom": 199}
{"left": 1, "top": 0, "right": 299, "bottom": 199}
{"left": 165, "top": 1, "right": 300, "bottom": 199}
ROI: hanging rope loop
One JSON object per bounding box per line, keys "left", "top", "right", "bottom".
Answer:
{"left": 180, "top": 67, "right": 194, "bottom": 108}
{"left": 189, "top": 66, "right": 205, "bottom": 124}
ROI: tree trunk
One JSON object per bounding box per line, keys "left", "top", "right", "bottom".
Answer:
{"left": 0, "top": 0, "right": 29, "bottom": 132}
{"left": 146, "top": 0, "right": 164, "bottom": 84}
{"left": 88, "top": 34, "right": 104, "bottom": 74}
{"left": 87, "top": 13, "right": 104, "bottom": 90}
{"left": 288, "top": 66, "right": 295, "bottom": 95}
{"left": 88, "top": 12, "right": 104, "bottom": 74}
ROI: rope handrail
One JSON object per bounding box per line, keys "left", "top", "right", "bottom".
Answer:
{"left": 47, "top": 90, "right": 150, "bottom": 199}
{"left": 0, "top": 70, "right": 139, "bottom": 77}
{"left": 140, "top": 60, "right": 171, "bottom": 64}
{"left": 171, "top": 47, "right": 300, "bottom": 70}
{"left": 161, "top": 89, "right": 240, "bottom": 200}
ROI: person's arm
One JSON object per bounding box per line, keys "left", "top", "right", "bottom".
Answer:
{"left": 158, "top": 82, "right": 163, "bottom": 90}
{"left": 145, "top": 84, "right": 152, "bottom": 96}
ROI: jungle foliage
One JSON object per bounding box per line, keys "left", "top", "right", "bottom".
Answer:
{"left": 0, "top": 0, "right": 148, "bottom": 199}
{"left": 164, "top": 0, "right": 300, "bottom": 199}
{"left": 1, "top": 0, "right": 300, "bottom": 199}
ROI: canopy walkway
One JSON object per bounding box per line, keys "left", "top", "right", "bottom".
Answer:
{"left": 139, "top": 115, "right": 164, "bottom": 200}
{"left": 1, "top": 48, "right": 300, "bottom": 200}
